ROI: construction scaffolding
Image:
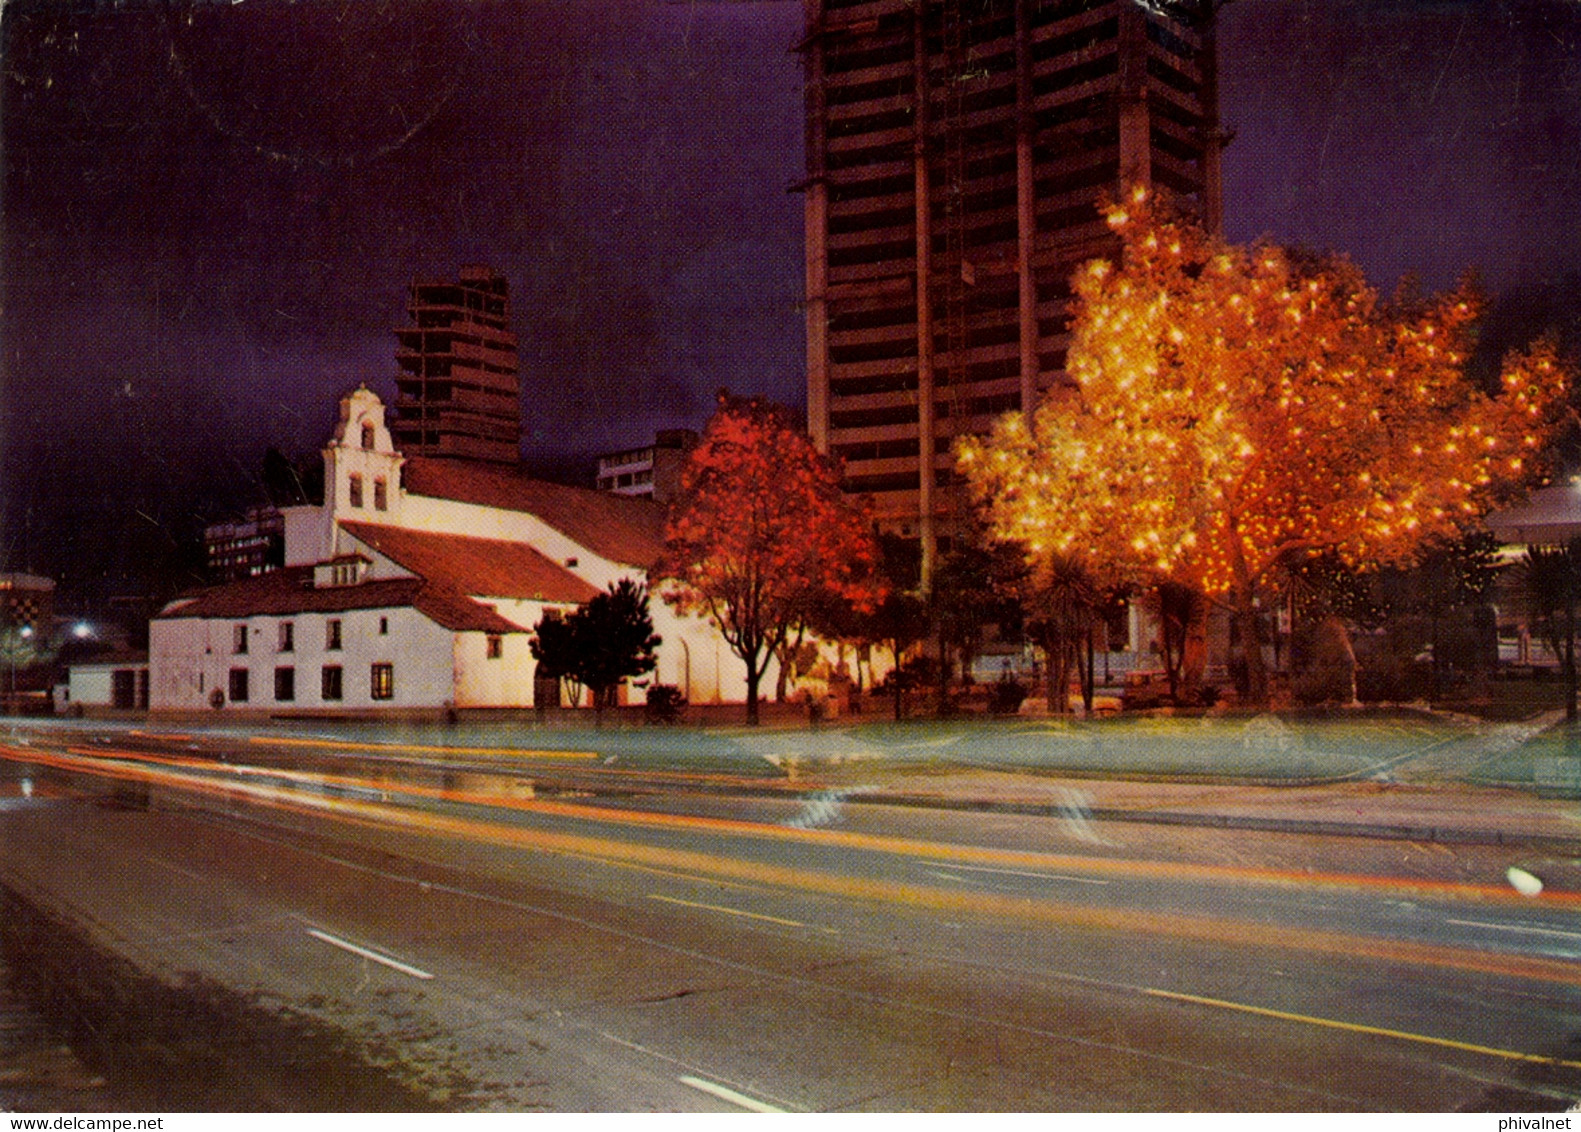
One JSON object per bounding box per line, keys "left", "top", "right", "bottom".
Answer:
{"left": 391, "top": 265, "right": 521, "bottom": 465}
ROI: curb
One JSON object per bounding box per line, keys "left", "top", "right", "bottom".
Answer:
{"left": 849, "top": 790, "right": 1581, "bottom": 853}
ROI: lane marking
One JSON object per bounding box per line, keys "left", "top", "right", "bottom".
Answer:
{"left": 647, "top": 893, "right": 806, "bottom": 928}
{"left": 12, "top": 739, "right": 1581, "bottom": 915}
{"left": 1447, "top": 918, "right": 1581, "bottom": 942}
{"left": 185, "top": 814, "right": 1364, "bottom": 1106}
{"left": 932, "top": 861, "right": 1112, "bottom": 885}
{"left": 560, "top": 849, "right": 774, "bottom": 894}
{"left": 21, "top": 742, "right": 1581, "bottom": 991}
{"left": 306, "top": 929, "right": 435, "bottom": 980}
{"left": 247, "top": 735, "right": 598, "bottom": 761}
{"left": 146, "top": 855, "right": 210, "bottom": 883}
{"left": 676, "top": 1075, "right": 786, "bottom": 1113}
{"left": 1144, "top": 987, "right": 1581, "bottom": 1071}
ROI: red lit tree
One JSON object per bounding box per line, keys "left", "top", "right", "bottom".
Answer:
{"left": 959, "top": 189, "right": 1572, "bottom": 707}
{"left": 657, "top": 394, "right": 884, "bottom": 724}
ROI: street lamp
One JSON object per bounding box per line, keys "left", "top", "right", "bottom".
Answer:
{"left": 7, "top": 625, "right": 32, "bottom": 716}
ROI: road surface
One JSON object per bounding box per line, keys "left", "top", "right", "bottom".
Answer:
{"left": 1, "top": 723, "right": 1577, "bottom": 1111}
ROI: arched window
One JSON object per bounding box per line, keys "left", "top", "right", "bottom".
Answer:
{"left": 361, "top": 423, "right": 375, "bottom": 450}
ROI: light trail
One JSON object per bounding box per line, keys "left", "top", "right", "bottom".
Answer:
{"left": 243, "top": 734, "right": 600, "bottom": 762}
{"left": 928, "top": 861, "right": 1112, "bottom": 885}
{"left": 9, "top": 740, "right": 1581, "bottom": 999}
{"left": 168, "top": 795, "right": 1563, "bottom": 1107}
{"left": 12, "top": 737, "right": 1578, "bottom": 913}
{"left": 1446, "top": 918, "right": 1581, "bottom": 941}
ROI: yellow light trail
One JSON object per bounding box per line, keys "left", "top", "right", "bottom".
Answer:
{"left": 242, "top": 735, "right": 600, "bottom": 761}
{"left": 7, "top": 741, "right": 1581, "bottom": 996}
{"left": 14, "top": 739, "right": 1581, "bottom": 917}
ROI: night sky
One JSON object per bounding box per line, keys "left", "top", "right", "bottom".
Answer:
{"left": 2, "top": 0, "right": 1580, "bottom": 605}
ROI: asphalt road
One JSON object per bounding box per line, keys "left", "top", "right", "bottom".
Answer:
{"left": 1, "top": 724, "right": 1578, "bottom": 1111}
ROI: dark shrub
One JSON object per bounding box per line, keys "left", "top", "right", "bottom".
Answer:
{"left": 644, "top": 684, "right": 686, "bottom": 724}
{"left": 989, "top": 679, "right": 1028, "bottom": 715}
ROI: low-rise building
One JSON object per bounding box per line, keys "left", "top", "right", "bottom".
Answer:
{"left": 203, "top": 506, "right": 285, "bottom": 581}
{"left": 594, "top": 429, "right": 698, "bottom": 502}
{"left": 64, "top": 650, "right": 150, "bottom": 715}
{"left": 149, "top": 387, "right": 763, "bottom": 716}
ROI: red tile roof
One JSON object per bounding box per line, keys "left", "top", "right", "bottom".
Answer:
{"left": 158, "top": 567, "right": 522, "bottom": 634}
{"left": 340, "top": 521, "right": 598, "bottom": 605}
{"left": 402, "top": 457, "right": 664, "bottom": 567}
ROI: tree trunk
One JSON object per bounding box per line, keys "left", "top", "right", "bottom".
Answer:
{"left": 1567, "top": 599, "right": 1576, "bottom": 723}
{"left": 891, "top": 638, "right": 905, "bottom": 721}
{"left": 1234, "top": 601, "right": 1270, "bottom": 709}
{"left": 745, "top": 676, "right": 761, "bottom": 726}
{"left": 1082, "top": 626, "right": 1096, "bottom": 713}
{"left": 1226, "top": 522, "right": 1270, "bottom": 709}
{"left": 935, "top": 627, "right": 952, "bottom": 719}
{"left": 744, "top": 650, "right": 764, "bottom": 726}
{"left": 1043, "top": 631, "right": 1071, "bottom": 715}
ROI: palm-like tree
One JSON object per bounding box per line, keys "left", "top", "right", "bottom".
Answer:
{"left": 1522, "top": 538, "right": 1581, "bottom": 720}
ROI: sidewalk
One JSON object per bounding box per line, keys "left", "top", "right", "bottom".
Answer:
{"left": 824, "top": 764, "right": 1581, "bottom": 852}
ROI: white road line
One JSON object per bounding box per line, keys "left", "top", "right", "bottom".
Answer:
{"left": 146, "top": 855, "right": 211, "bottom": 883}
{"left": 1446, "top": 918, "right": 1581, "bottom": 942}
{"left": 647, "top": 893, "right": 806, "bottom": 927}
{"left": 930, "top": 861, "right": 1112, "bottom": 885}
{"left": 306, "top": 928, "right": 436, "bottom": 979}
{"left": 677, "top": 1074, "right": 786, "bottom": 1113}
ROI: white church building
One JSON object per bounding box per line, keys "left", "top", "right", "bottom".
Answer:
{"left": 149, "top": 387, "right": 760, "bottom": 716}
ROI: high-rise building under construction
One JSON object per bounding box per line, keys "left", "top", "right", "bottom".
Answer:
{"left": 392, "top": 265, "right": 521, "bottom": 464}
{"left": 800, "top": 0, "right": 1222, "bottom": 581}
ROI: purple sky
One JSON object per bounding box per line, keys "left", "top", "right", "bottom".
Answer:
{"left": 3, "top": 0, "right": 1580, "bottom": 602}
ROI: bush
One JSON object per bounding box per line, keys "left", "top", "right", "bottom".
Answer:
{"left": 1355, "top": 658, "right": 1431, "bottom": 703}
{"left": 989, "top": 679, "right": 1028, "bottom": 715}
{"left": 1292, "top": 665, "right": 1355, "bottom": 706}
{"left": 644, "top": 684, "right": 686, "bottom": 724}
{"left": 875, "top": 655, "right": 939, "bottom": 692}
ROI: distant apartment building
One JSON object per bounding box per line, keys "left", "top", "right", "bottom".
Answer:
{"left": 595, "top": 429, "right": 699, "bottom": 503}
{"left": 204, "top": 506, "right": 285, "bottom": 582}
{"left": 800, "top": 0, "right": 1222, "bottom": 583}
{"left": 392, "top": 265, "right": 521, "bottom": 464}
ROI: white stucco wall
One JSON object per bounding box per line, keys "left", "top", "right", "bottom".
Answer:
{"left": 67, "top": 665, "right": 116, "bottom": 708}
{"left": 262, "top": 388, "right": 786, "bottom": 708}
{"left": 451, "top": 629, "right": 536, "bottom": 708}
{"left": 151, "top": 605, "right": 464, "bottom": 713}
{"left": 281, "top": 504, "right": 333, "bottom": 568}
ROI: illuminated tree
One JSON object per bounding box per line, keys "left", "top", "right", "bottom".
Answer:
{"left": 959, "top": 189, "right": 1572, "bottom": 708}
{"left": 658, "top": 393, "right": 884, "bottom": 724}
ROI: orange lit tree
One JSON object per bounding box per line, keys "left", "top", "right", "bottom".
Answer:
{"left": 657, "top": 393, "right": 884, "bottom": 724}
{"left": 959, "top": 189, "right": 1572, "bottom": 707}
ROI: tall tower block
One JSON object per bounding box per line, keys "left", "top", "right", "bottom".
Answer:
{"left": 392, "top": 265, "right": 521, "bottom": 464}
{"left": 801, "top": 0, "right": 1222, "bottom": 583}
